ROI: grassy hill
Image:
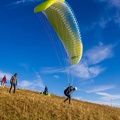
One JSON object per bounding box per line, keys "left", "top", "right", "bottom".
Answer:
{"left": 0, "top": 87, "right": 120, "bottom": 120}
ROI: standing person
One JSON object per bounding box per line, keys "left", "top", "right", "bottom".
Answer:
{"left": 64, "top": 86, "right": 77, "bottom": 104}
{"left": 9, "top": 73, "right": 18, "bottom": 93}
{"left": 1, "top": 75, "right": 7, "bottom": 88}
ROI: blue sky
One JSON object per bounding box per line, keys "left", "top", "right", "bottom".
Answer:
{"left": 0, "top": 0, "right": 120, "bottom": 107}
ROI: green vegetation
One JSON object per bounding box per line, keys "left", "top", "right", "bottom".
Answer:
{"left": 0, "top": 87, "right": 120, "bottom": 120}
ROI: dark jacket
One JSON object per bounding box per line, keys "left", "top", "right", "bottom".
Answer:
{"left": 10, "top": 75, "right": 17, "bottom": 85}
{"left": 64, "top": 86, "right": 74, "bottom": 96}
{"left": 44, "top": 86, "right": 48, "bottom": 92}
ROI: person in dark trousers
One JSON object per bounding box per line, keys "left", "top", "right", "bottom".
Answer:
{"left": 64, "top": 86, "right": 77, "bottom": 104}
{"left": 9, "top": 73, "right": 18, "bottom": 93}
{"left": 43, "top": 86, "right": 48, "bottom": 95}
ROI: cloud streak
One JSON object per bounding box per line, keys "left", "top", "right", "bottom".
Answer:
{"left": 84, "top": 0, "right": 120, "bottom": 33}
{"left": 96, "top": 92, "right": 120, "bottom": 100}
{"left": 86, "top": 85, "right": 115, "bottom": 93}
{"left": 97, "top": 0, "right": 120, "bottom": 28}
{"left": 7, "top": 0, "right": 42, "bottom": 8}
{"left": 84, "top": 42, "right": 114, "bottom": 64}
{"left": 97, "top": 0, "right": 120, "bottom": 7}
{"left": 107, "top": 0, "right": 120, "bottom": 8}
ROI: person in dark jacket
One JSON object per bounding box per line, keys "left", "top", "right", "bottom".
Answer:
{"left": 1, "top": 75, "right": 6, "bottom": 88}
{"left": 9, "top": 73, "right": 18, "bottom": 93}
{"left": 64, "top": 86, "right": 77, "bottom": 104}
{"left": 43, "top": 86, "right": 48, "bottom": 95}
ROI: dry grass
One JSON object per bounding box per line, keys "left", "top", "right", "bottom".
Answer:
{"left": 0, "top": 87, "right": 120, "bottom": 120}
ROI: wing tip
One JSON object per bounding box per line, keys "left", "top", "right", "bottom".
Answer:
{"left": 34, "top": 0, "right": 65, "bottom": 13}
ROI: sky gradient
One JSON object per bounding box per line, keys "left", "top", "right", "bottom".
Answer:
{"left": 0, "top": 0, "right": 120, "bottom": 107}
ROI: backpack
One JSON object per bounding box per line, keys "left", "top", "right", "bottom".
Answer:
{"left": 10, "top": 76, "right": 14, "bottom": 84}
{"left": 64, "top": 86, "right": 73, "bottom": 95}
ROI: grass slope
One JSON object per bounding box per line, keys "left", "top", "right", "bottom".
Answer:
{"left": 0, "top": 87, "right": 120, "bottom": 120}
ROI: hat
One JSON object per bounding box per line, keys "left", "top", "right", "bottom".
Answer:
{"left": 14, "top": 73, "right": 18, "bottom": 75}
{"left": 74, "top": 87, "right": 77, "bottom": 90}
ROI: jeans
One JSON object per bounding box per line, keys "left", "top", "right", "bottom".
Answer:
{"left": 9, "top": 83, "right": 16, "bottom": 93}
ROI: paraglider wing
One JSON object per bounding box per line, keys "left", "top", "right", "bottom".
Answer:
{"left": 34, "top": 0, "right": 83, "bottom": 65}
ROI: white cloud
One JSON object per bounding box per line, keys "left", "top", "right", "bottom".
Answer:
{"left": 40, "top": 43, "right": 114, "bottom": 80}
{"left": 40, "top": 63, "right": 105, "bottom": 79}
{"left": 84, "top": 43, "right": 114, "bottom": 64}
{"left": 18, "top": 80, "right": 33, "bottom": 88}
{"left": 86, "top": 85, "right": 115, "bottom": 93}
{"left": 69, "top": 63, "right": 105, "bottom": 79}
{"left": 89, "top": 66, "right": 105, "bottom": 77}
{"left": 18, "top": 79, "right": 44, "bottom": 91}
